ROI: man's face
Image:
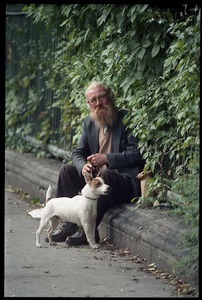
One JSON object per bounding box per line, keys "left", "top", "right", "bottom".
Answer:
{"left": 86, "top": 85, "right": 117, "bottom": 128}
{"left": 86, "top": 86, "right": 110, "bottom": 110}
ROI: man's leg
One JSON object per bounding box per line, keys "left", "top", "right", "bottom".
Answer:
{"left": 96, "top": 169, "right": 133, "bottom": 226}
{"left": 56, "top": 164, "right": 85, "bottom": 197}
{"left": 45, "top": 164, "right": 85, "bottom": 243}
{"left": 65, "top": 169, "right": 133, "bottom": 245}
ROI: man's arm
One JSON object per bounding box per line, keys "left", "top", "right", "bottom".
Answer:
{"left": 107, "top": 132, "right": 142, "bottom": 169}
{"left": 71, "top": 119, "right": 92, "bottom": 176}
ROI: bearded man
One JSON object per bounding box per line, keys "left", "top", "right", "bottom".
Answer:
{"left": 45, "top": 81, "right": 144, "bottom": 245}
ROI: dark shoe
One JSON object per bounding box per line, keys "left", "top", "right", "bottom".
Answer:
{"left": 45, "top": 223, "right": 78, "bottom": 243}
{"left": 65, "top": 227, "right": 100, "bottom": 246}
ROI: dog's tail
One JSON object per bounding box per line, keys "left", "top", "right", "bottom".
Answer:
{"left": 46, "top": 185, "right": 52, "bottom": 203}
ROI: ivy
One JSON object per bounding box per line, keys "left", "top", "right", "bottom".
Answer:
{"left": 6, "top": 2, "right": 199, "bottom": 208}
{"left": 6, "top": 4, "right": 200, "bottom": 203}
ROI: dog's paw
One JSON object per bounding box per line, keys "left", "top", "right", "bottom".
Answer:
{"left": 90, "top": 243, "right": 100, "bottom": 249}
{"left": 36, "top": 244, "right": 42, "bottom": 248}
{"left": 50, "top": 242, "right": 57, "bottom": 246}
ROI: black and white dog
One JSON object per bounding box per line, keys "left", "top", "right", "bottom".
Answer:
{"left": 36, "top": 173, "right": 110, "bottom": 249}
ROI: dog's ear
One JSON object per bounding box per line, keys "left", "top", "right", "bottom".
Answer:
{"left": 83, "top": 171, "right": 93, "bottom": 184}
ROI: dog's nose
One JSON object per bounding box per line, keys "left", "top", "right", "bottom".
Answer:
{"left": 107, "top": 186, "right": 111, "bottom": 193}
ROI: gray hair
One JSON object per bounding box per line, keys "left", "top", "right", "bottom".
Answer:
{"left": 85, "top": 81, "right": 116, "bottom": 103}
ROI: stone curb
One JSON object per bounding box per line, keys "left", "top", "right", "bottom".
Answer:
{"left": 5, "top": 149, "right": 198, "bottom": 289}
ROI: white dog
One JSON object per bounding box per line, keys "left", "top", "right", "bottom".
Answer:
{"left": 36, "top": 174, "right": 110, "bottom": 249}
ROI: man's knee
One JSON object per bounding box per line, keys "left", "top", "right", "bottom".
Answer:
{"left": 59, "top": 164, "right": 76, "bottom": 176}
{"left": 100, "top": 169, "right": 115, "bottom": 185}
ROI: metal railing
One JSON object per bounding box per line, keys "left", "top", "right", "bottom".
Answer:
{"left": 6, "top": 7, "right": 71, "bottom": 160}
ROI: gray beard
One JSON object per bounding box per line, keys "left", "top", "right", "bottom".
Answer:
{"left": 90, "top": 105, "right": 118, "bottom": 128}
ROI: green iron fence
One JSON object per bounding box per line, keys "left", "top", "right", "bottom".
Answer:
{"left": 6, "top": 6, "right": 71, "bottom": 160}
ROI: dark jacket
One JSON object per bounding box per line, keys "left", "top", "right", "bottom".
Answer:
{"left": 71, "top": 109, "right": 144, "bottom": 197}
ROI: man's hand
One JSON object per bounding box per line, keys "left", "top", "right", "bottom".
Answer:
{"left": 87, "top": 153, "right": 107, "bottom": 168}
{"left": 82, "top": 162, "right": 94, "bottom": 176}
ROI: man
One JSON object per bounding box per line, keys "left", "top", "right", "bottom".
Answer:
{"left": 46, "top": 81, "right": 144, "bottom": 246}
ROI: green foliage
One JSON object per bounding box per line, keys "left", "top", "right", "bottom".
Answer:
{"left": 6, "top": 3, "right": 200, "bottom": 195}
{"left": 5, "top": 76, "right": 36, "bottom": 151}
{"left": 6, "top": 3, "right": 200, "bottom": 182}
{"left": 125, "top": 11, "right": 200, "bottom": 197}
{"left": 20, "top": 4, "right": 176, "bottom": 148}
{"left": 171, "top": 172, "right": 199, "bottom": 280}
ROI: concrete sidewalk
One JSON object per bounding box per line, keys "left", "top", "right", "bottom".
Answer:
{"left": 5, "top": 149, "right": 198, "bottom": 291}
{"left": 5, "top": 188, "right": 184, "bottom": 297}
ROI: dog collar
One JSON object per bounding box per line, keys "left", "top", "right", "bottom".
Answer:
{"left": 82, "top": 194, "right": 97, "bottom": 200}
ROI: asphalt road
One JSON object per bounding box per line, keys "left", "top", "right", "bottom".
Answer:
{"left": 4, "top": 187, "right": 182, "bottom": 298}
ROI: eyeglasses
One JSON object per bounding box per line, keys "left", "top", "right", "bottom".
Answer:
{"left": 88, "top": 92, "right": 108, "bottom": 106}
